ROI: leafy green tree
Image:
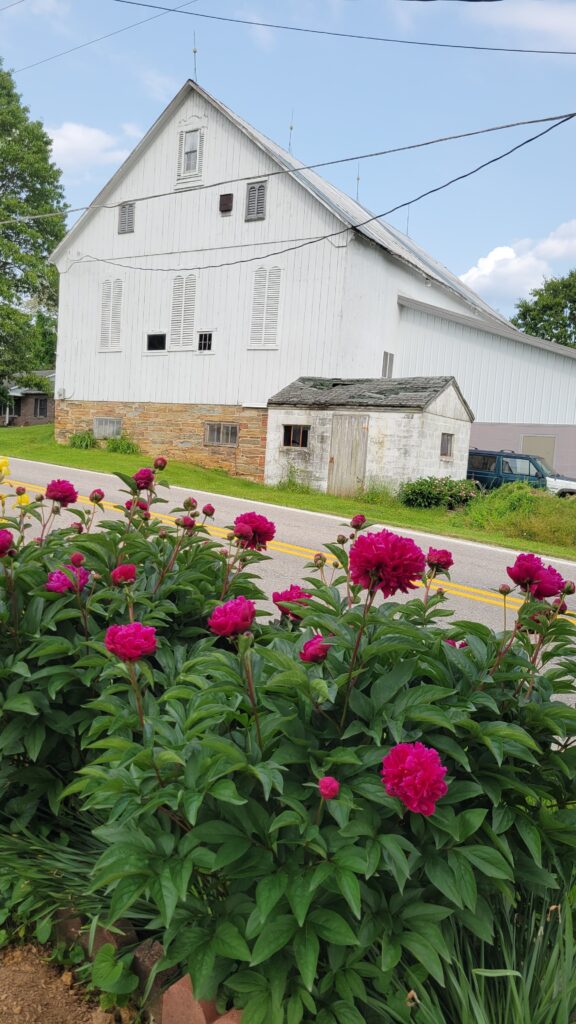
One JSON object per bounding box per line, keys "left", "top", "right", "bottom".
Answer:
{"left": 0, "top": 60, "right": 67, "bottom": 402}
{"left": 511, "top": 269, "right": 576, "bottom": 348}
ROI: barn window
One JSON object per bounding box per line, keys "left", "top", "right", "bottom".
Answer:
{"left": 118, "top": 202, "right": 135, "bottom": 234}
{"left": 177, "top": 129, "right": 204, "bottom": 182}
{"left": 245, "top": 181, "right": 267, "bottom": 221}
{"left": 147, "top": 333, "right": 166, "bottom": 352}
{"left": 204, "top": 422, "right": 238, "bottom": 447}
{"left": 34, "top": 397, "right": 48, "bottom": 418}
{"left": 250, "top": 267, "right": 281, "bottom": 347}
{"left": 440, "top": 433, "right": 454, "bottom": 458}
{"left": 100, "top": 279, "right": 122, "bottom": 350}
{"left": 219, "top": 193, "right": 233, "bottom": 214}
{"left": 93, "top": 417, "right": 122, "bottom": 439}
{"left": 170, "top": 274, "right": 196, "bottom": 348}
{"left": 381, "top": 351, "right": 394, "bottom": 379}
{"left": 283, "top": 425, "right": 309, "bottom": 448}
{"left": 198, "top": 332, "right": 212, "bottom": 351}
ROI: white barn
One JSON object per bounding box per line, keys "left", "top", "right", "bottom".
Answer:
{"left": 51, "top": 80, "right": 576, "bottom": 480}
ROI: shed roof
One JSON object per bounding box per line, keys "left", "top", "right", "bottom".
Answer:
{"left": 268, "top": 375, "right": 474, "bottom": 419}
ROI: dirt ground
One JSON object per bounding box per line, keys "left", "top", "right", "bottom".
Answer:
{"left": 0, "top": 945, "right": 123, "bottom": 1024}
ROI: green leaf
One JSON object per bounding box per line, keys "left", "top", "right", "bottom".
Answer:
{"left": 250, "top": 916, "right": 298, "bottom": 966}
{"left": 370, "top": 660, "right": 417, "bottom": 706}
{"left": 92, "top": 944, "right": 123, "bottom": 991}
{"left": 309, "top": 910, "right": 358, "bottom": 946}
{"left": 516, "top": 817, "right": 542, "bottom": 867}
{"left": 287, "top": 875, "right": 315, "bottom": 927}
{"left": 256, "top": 873, "right": 288, "bottom": 922}
{"left": 473, "top": 968, "right": 522, "bottom": 977}
{"left": 287, "top": 994, "right": 304, "bottom": 1024}
{"left": 459, "top": 845, "right": 513, "bottom": 880}
{"left": 333, "top": 1002, "right": 365, "bottom": 1024}
{"left": 400, "top": 932, "right": 444, "bottom": 985}
{"left": 335, "top": 868, "right": 362, "bottom": 920}
{"left": 425, "top": 856, "right": 463, "bottom": 908}
{"left": 210, "top": 779, "right": 247, "bottom": 804}
{"left": 213, "top": 922, "right": 251, "bottom": 962}
{"left": 381, "top": 939, "right": 401, "bottom": 972}
{"left": 3, "top": 694, "right": 38, "bottom": 716}
{"left": 293, "top": 924, "right": 319, "bottom": 991}
{"left": 242, "top": 995, "right": 273, "bottom": 1024}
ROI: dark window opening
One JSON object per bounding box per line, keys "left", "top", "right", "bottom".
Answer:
{"left": 34, "top": 397, "right": 48, "bottom": 418}
{"left": 1, "top": 398, "right": 21, "bottom": 418}
{"left": 147, "top": 333, "right": 167, "bottom": 352}
{"left": 219, "top": 193, "right": 233, "bottom": 214}
{"left": 283, "top": 424, "right": 310, "bottom": 448}
{"left": 469, "top": 454, "right": 496, "bottom": 472}
{"left": 198, "top": 332, "right": 213, "bottom": 351}
{"left": 441, "top": 432, "right": 454, "bottom": 458}
{"left": 382, "top": 351, "right": 394, "bottom": 379}
{"left": 205, "top": 422, "right": 238, "bottom": 447}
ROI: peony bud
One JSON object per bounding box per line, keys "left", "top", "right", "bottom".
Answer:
{"left": 183, "top": 496, "right": 198, "bottom": 511}
{"left": 318, "top": 776, "right": 340, "bottom": 800}
{"left": 563, "top": 580, "right": 576, "bottom": 595}
{"left": 499, "top": 583, "right": 511, "bottom": 595}
{"left": 337, "top": 534, "right": 347, "bottom": 545}
{"left": 15, "top": 486, "right": 26, "bottom": 496}
{"left": 90, "top": 488, "right": 104, "bottom": 503}
{"left": 70, "top": 552, "right": 85, "bottom": 567}
{"left": 202, "top": 503, "right": 215, "bottom": 517}
{"left": 154, "top": 456, "right": 167, "bottom": 471}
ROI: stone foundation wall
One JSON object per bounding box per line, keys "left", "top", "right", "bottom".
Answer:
{"left": 55, "top": 400, "right": 268, "bottom": 480}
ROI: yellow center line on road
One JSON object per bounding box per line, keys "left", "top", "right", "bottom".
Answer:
{"left": 4, "top": 479, "right": 575, "bottom": 620}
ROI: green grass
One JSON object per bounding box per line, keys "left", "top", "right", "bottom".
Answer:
{"left": 1, "top": 425, "right": 576, "bottom": 560}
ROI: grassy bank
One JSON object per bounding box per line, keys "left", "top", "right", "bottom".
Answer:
{"left": 2, "top": 425, "right": 576, "bottom": 560}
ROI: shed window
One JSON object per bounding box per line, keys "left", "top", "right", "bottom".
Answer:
{"left": 283, "top": 424, "right": 309, "bottom": 448}
{"left": 147, "top": 333, "right": 166, "bottom": 352}
{"left": 118, "top": 202, "right": 135, "bottom": 234}
{"left": 382, "top": 351, "right": 394, "bottom": 379}
{"left": 440, "top": 433, "right": 454, "bottom": 458}
{"left": 93, "top": 417, "right": 122, "bottom": 440}
{"left": 198, "top": 332, "right": 212, "bottom": 351}
{"left": 204, "top": 422, "right": 238, "bottom": 447}
{"left": 34, "top": 397, "right": 48, "bottom": 418}
{"left": 246, "top": 181, "right": 266, "bottom": 221}
{"left": 219, "top": 193, "right": 233, "bottom": 214}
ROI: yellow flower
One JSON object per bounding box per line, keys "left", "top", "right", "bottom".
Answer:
{"left": 0, "top": 457, "right": 10, "bottom": 475}
{"left": 15, "top": 493, "right": 30, "bottom": 507}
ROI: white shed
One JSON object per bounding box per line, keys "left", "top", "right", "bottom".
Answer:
{"left": 265, "top": 375, "right": 473, "bottom": 495}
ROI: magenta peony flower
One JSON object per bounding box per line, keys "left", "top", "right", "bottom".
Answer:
{"left": 125, "top": 499, "right": 149, "bottom": 512}
{"left": 46, "top": 564, "right": 90, "bottom": 593}
{"left": 272, "top": 584, "right": 311, "bottom": 620}
{"left": 350, "top": 514, "right": 366, "bottom": 529}
{"left": 202, "top": 503, "right": 215, "bottom": 517}
{"left": 300, "top": 635, "right": 330, "bottom": 663}
{"left": 89, "top": 488, "right": 105, "bottom": 503}
{"left": 105, "top": 622, "right": 157, "bottom": 661}
{"left": 443, "top": 638, "right": 468, "bottom": 649}
{"left": 507, "top": 553, "right": 565, "bottom": 599}
{"left": 45, "top": 479, "right": 78, "bottom": 506}
{"left": 427, "top": 547, "right": 454, "bottom": 572}
{"left": 208, "top": 595, "right": 256, "bottom": 637}
{"left": 318, "top": 776, "right": 340, "bottom": 800}
{"left": 153, "top": 456, "right": 167, "bottom": 471}
{"left": 0, "top": 529, "right": 14, "bottom": 557}
{"left": 233, "top": 512, "right": 276, "bottom": 550}
{"left": 133, "top": 467, "right": 155, "bottom": 490}
{"left": 111, "top": 563, "right": 137, "bottom": 586}
{"left": 176, "top": 515, "right": 195, "bottom": 532}
{"left": 381, "top": 742, "right": 448, "bottom": 816}
{"left": 349, "top": 530, "right": 426, "bottom": 597}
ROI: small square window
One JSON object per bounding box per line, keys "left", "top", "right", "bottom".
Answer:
{"left": 147, "top": 333, "right": 166, "bottom": 352}
{"left": 441, "top": 432, "right": 454, "bottom": 458}
{"left": 198, "top": 332, "right": 212, "bottom": 352}
{"left": 219, "top": 193, "right": 233, "bottom": 214}
{"left": 118, "top": 202, "right": 135, "bottom": 234}
{"left": 204, "top": 422, "right": 238, "bottom": 447}
{"left": 34, "top": 397, "right": 48, "bottom": 418}
{"left": 283, "top": 425, "right": 310, "bottom": 448}
{"left": 246, "top": 181, "right": 266, "bottom": 221}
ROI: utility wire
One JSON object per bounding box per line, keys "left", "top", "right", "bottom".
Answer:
{"left": 1, "top": 111, "right": 573, "bottom": 229}
{"left": 63, "top": 113, "right": 575, "bottom": 275}
{"left": 14, "top": 0, "right": 200, "bottom": 73}
{"left": 0, "top": 0, "right": 27, "bottom": 11}
{"left": 114, "top": 0, "right": 576, "bottom": 57}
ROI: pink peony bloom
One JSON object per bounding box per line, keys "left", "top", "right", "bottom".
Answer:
{"left": 318, "top": 776, "right": 340, "bottom": 800}
{"left": 300, "top": 635, "right": 330, "bottom": 663}
{"left": 0, "top": 529, "right": 14, "bottom": 557}
{"left": 208, "top": 595, "right": 256, "bottom": 637}
{"left": 176, "top": 515, "right": 195, "bottom": 532}
{"left": 133, "top": 467, "right": 155, "bottom": 490}
{"left": 154, "top": 456, "right": 167, "bottom": 470}
{"left": 507, "top": 553, "right": 565, "bottom": 599}
{"left": 349, "top": 530, "right": 426, "bottom": 597}
{"left": 381, "top": 742, "right": 448, "bottom": 816}
{"left": 234, "top": 512, "right": 276, "bottom": 550}
{"left": 45, "top": 479, "right": 78, "bottom": 506}
{"left": 46, "top": 564, "right": 90, "bottom": 593}
{"left": 105, "top": 622, "right": 157, "bottom": 661}
{"left": 111, "top": 563, "right": 137, "bottom": 586}
{"left": 202, "top": 503, "right": 215, "bottom": 517}
{"left": 89, "top": 488, "right": 104, "bottom": 503}
{"left": 443, "top": 638, "right": 468, "bottom": 649}
{"left": 427, "top": 547, "right": 454, "bottom": 572}
{"left": 273, "top": 584, "right": 311, "bottom": 620}
{"left": 125, "top": 499, "right": 149, "bottom": 512}
{"left": 350, "top": 514, "right": 366, "bottom": 529}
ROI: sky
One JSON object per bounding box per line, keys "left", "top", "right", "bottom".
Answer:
{"left": 2, "top": 0, "right": 576, "bottom": 316}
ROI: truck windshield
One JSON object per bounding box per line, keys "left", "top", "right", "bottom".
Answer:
{"left": 537, "top": 457, "right": 557, "bottom": 476}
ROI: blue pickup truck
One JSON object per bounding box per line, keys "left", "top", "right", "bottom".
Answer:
{"left": 467, "top": 449, "right": 576, "bottom": 497}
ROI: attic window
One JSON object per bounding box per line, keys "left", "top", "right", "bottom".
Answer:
{"left": 177, "top": 128, "right": 204, "bottom": 182}
{"left": 246, "top": 181, "right": 266, "bottom": 221}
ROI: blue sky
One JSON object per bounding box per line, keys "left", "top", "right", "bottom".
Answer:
{"left": 3, "top": 0, "right": 576, "bottom": 315}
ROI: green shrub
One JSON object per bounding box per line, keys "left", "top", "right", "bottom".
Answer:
{"left": 106, "top": 435, "right": 140, "bottom": 455}
{"left": 399, "top": 476, "right": 479, "bottom": 509}
{"left": 1, "top": 468, "right": 576, "bottom": 1021}
{"left": 68, "top": 429, "right": 97, "bottom": 449}
{"left": 464, "top": 483, "right": 576, "bottom": 548}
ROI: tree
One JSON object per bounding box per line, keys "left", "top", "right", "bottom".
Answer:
{"left": 0, "top": 60, "right": 67, "bottom": 403}
{"left": 511, "top": 269, "right": 576, "bottom": 348}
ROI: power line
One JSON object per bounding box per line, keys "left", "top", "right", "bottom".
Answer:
{"left": 14, "top": 0, "right": 200, "bottom": 74}
{"left": 0, "top": 0, "right": 27, "bottom": 11}
{"left": 63, "top": 113, "right": 575, "bottom": 275}
{"left": 113, "top": 0, "right": 576, "bottom": 57}
{"left": 1, "top": 111, "right": 573, "bottom": 229}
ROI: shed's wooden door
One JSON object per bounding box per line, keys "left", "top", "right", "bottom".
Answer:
{"left": 327, "top": 414, "right": 369, "bottom": 495}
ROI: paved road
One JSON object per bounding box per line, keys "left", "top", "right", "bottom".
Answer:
{"left": 4, "top": 457, "right": 576, "bottom": 631}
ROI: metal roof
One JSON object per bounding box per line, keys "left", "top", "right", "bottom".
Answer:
{"left": 268, "top": 374, "right": 474, "bottom": 420}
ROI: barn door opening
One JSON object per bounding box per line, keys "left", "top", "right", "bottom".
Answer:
{"left": 327, "top": 414, "right": 369, "bottom": 496}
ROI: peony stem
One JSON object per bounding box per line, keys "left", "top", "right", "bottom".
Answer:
{"left": 339, "top": 590, "right": 375, "bottom": 730}
{"left": 128, "top": 661, "right": 145, "bottom": 730}
{"left": 243, "top": 651, "right": 263, "bottom": 751}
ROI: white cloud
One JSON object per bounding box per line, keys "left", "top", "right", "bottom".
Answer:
{"left": 237, "top": 8, "right": 275, "bottom": 50}
{"left": 139, "top": 70, "right": 179, "bottom": 103}
{"left": 471, "top": 0, "right": 576, "bottom": 46}
{"left": 122, "top": 122, "right": 144, "bottom": 141}
{"left": 48, "top": 123, "right": 130, "bottom": 173}
{"left": 460, "top": 220, "right": 576, "bottom": 308}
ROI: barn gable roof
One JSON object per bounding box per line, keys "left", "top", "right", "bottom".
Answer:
{"left": 268, "top": 375, "right": 474, "bottom": 420}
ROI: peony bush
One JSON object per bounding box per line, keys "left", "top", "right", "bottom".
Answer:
{"left": 1, "top": 457, "right": 576, "bottom": 1022}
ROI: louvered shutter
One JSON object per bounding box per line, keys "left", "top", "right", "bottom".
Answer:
{"left": 177, "top": 132, "right": 185, "bottom": 179}
{"left": 182, "top": 274, "right": 196, "bottom": 347}
{"left": 196, "top": 130, "right": 204, "bottom": 175}
{"left": 170, "top": 276, "right": 184, "bottom": 347}
{"left": 125, "top": 203, "right": 135, "bottom": 233}
{"left": 110, "top": 279, "right": 122, "bottom": 349}
{"left": 100, "top": 280, "right": 112, "bottom": 349}
{"left": 246, "top": 184, "right": 257, "bottom": 220}
{"left": 250, "top": 268, "right": 267, "bottom": 346}
{"left": 263, "top": 267, "right": 281, "bottom": 346}
{"left": 255, "top": 183, "right": 266, "bottom": 218}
